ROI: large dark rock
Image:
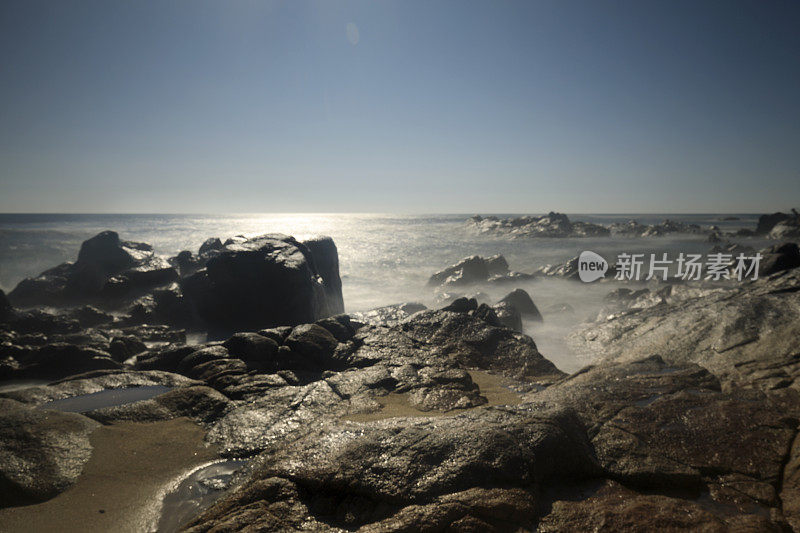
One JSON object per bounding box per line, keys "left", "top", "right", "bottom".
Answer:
{"left": 0, "top": 289, "right": 12, "bottom": 322}
{"left": 759, "top": 242, "right": 800, "bottom": 276}
{"left": 499, "top": 288, "right": 543, "bottom": 322}
{"left": 400, "top": 309, "right": 563, "bottom": 381}
{"left": 428, "top": 256, "right": 491, "bottom": 287}
{"left": 301, "top": 237, "right": 344, "bottom": 315}
{"left": 0, "top": 399, "right": 99, "bottom": 507}
{"left": 180, "top": 234, "right": 344, "bottom": 339}
{"left": 188, "top": 405, "right": 598, "bottom": 531}
{"left": 7, "top": 343, "right": 121, "bottom": 381}
{"left": 8, "top": 231, "right": 178, "bottom": 308}
{"left": 756, "top": 211, "right": 795, "bottom": 235}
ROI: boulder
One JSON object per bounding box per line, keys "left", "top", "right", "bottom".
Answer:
{"left": 0, "top": 399, "right": 100, "bottom": 506}
{"left": 8, "top": 231, "right": 178, "bottom": 308}
{"left": 301, "top": 237, "right": 345, "bottom": 315}
{"left": 180, "top": 234, "right": 344, "bottom": 339}
{"left": 0, "top": 289, "right": 12, "bottom": 321}
{"left": 759, "top": 242, "right": 800, "bottom": 276}
{"left": 8, "top": 343, "right": 121, "bottom": 381}
{"left": 756, "top": 211, "right": 795, "bottom": 235}
{"left": 499, "top": 288, "right": 543, "bottom": 322}
{"left": 491, "top": 302, "right": 523, "bottom": 331}
{"left": 427, "top": 256, "right": 490, "bottom": 287}
{"left": 108, "top": 335, "right": 147, "bottom": 362}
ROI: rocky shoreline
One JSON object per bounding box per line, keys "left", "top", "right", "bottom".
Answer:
{"left": 2, "top": 228, "right": 800, "bottom": 531}
{"left": 467, "top": 209, "right": 800, "bottom": 240}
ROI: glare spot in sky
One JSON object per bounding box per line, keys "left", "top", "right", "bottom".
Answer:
{"left": 346, "top": 22, "right": 359, "bottom": 45}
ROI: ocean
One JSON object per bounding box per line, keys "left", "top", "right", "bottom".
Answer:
{"left": 0, "top": 213, "right": 769, "bottom": 372}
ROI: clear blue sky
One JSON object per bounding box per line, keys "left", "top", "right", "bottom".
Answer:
{"left": 1, "top": 0, "right": 798, "bottom": 213}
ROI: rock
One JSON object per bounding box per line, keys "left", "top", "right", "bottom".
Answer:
{"left": 756, "top": 211, "right": 796, "bottom": 235}
{"left": 108, "top": 335, "right": 147, "bottom": 362}
{"left": 498, "top": 288, "right": 543, "bottom": 321}
{"left": 472, "top": 303, "right": 503, "bottom": 328}
{"left": 400, "top": 309, "right": 564, "bottom": 381}
{"left": 85, "top": 385, "right": 230, "bottom": 425}
{"left": 491, "top": 302, "right": 522, "bottom": 331}
{"left": 759, "top": 242, "right": 800, "bottom": 276}
{"left": 7, "top": 343, "right": 121, "bottom": 381}
{"left": 315, "top": 314, "right": 356, "bottom": 342}
{"left": 67, "top": 306, "right": 113, "bottom": 328}
{"left": 0, "top": 289, "right": 12, "bottom": 321}
{"left": 301, "top": 237, "right": 345, "bottom": 316}
{"left": 198, "top": 237, "right": 224, "bottom": 257}
{"left": 8, "top": 231, "right": 178, "bottom": 308}
{"left": 570, "top": 269, "right": 800, "bottom": 387}
{"left": 427, "top": 256, "right": 490, "bottom": 287}
{"left": 191, "top": 405, "right": 598, "bottom": 530}
{"left": 485, "top": 254, "right": 509, "bottom": 276}
{"left": 0, "top": 398, "right": 99, "bottom": 506}
{"left": 350, "top": 303, "right": 426, "bottom": 326}
{"left": 770, "top": 221, "right": 800, "bottom": 240}
{"left": 441, "top": 296, "right": 478, "bottom": 313}
{"left": 467, "top": 212, "right": 610, "bottom": 238}
{"left": 539, "top": 480, "right": 732, "bottom": 531}
{"left": 284, "top": 324, "right": 340, "bottom": 369}
{"left": 180, "top": 234, "right": 344, "bottom": 339}
{"left": 222, "top": 332, "right": 280, "bottom": 371}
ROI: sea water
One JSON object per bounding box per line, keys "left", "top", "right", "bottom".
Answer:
{"left": 0, "top": 213, "right": 768, "bottom": 372}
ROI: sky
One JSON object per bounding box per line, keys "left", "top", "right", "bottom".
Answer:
{"left": 0, "top": 0, "right": 798, "bottom": 214}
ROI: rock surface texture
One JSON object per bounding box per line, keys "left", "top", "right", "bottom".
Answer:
{"left": 4, "top": 229, "right": 800, "bottom": 532}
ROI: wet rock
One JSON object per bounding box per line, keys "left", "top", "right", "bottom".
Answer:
{"left": 66, "top": 306, "right": 113, "bottom": 328}
{"left": 485, "top": 254, "right": 509, "bottom": 276}
{"left": 86, "top": 385, "right": 230, "bottom": 425}
{"left": 757, "top": 210, "right": 797, "bottom": 235}
{"left": 490, "top": 302, "right": 522, "bottom": 331}
{"left": 6, "top": 343, "right": 121, "bottom": 381}
{"left": 284, "top": 324, "right": 340, "bottom": 369}
{"left": 592, "top": 388, "right": 796, "bottom": 491}
{"left": 302, "top": 237, "right": 345, "bottom": 316}
{"left": 441, "top": 296, "right": 478, "bottom": 313}
{"left": 350, "top": 303, "right": 427, "bottom": 326}
{"left": 0, "top": 398, "right": 99, "bottom": 506}
{"left": 199, "top": 237, "right": 224, "bottom": 256}
{"left": 135, "top": 345, "right": 197, "bottom": 372}
{"left": 258, "top": 326, "right": 293, "bottom": 344}
{"left": 108, "top": 335, "right": 147, "bottom": 362}
{"left": 467, "top": 212, "right": 610, "bottom": 238}
{"left": 315, "top": 314, "right": 356, "bottom": 342}
{"left": 195, "top": 405, "right": 597, "bottom": 530}
{"left": 0, "top": 289, "right": 12, "bottom": 322}
{"left": 180, "top": 234, "right": 344, "bottom": 339}
{"left": 759, "top": 242, "right": 800, "bottom": 276}
{"left": 770, "top": 220, "right": 800, "bottom": 239}
{"left": 427, "top": 256, "right": 490, "bottom": 287}
{"left": 539, "top": 480, "right": 733, "bottom": 531}
{"left": 223, "top": 332, "right": 279, "bottom": 362}
{"left": 2, "top": 369, "right": 197, "bottom": 405}
{"left": 499, "top": 288, "right": 543, "bottom": 322}
{"left": 400, "top": 309, "right": 564, "bottom": 381}
{"left": 570, "top": 269, "right": 800, "bottom": 387}
{"left": 8, "top": 230, "right": 178, "bottom": 308}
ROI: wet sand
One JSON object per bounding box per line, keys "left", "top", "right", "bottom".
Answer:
{"left": 0, "top": 417, "right": 218, "bottom": 533}
{"left": 344, "top": 370, "right": 521, "bottom": 422}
